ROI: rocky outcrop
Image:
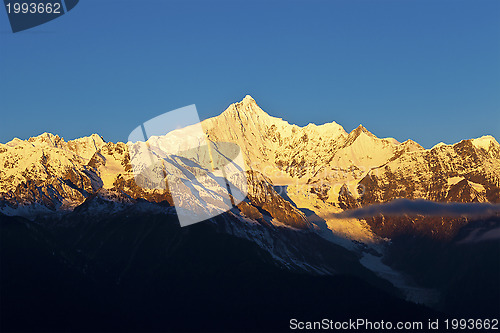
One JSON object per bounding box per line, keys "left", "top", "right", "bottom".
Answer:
{"left": 245, "top": 171, "right": 310, "bottom": 229}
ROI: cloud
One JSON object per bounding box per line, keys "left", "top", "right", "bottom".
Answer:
{"left": 458, "top": 227, "right": 500, "bottom": 244}
{"left": 331, "top": 199, "right": 500, "bottom": 219}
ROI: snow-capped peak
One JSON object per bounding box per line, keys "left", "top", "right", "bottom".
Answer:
{"left": 352, "top": 124, "right": 376, "bottom": 137}
{"left": 431, "top": 142, "right": 447, "bottom": 149}
{"left": 242, "top": 94, "right": 255, "bottom": 102}
{"left": 28, "top": 132, "right": 65, "bottom": 148}
{"left": 4, "top": 137, "right": 24, "bottom": 147}
{"left": 224, "top": 94, "right": 268, "bottom": 118}
{"left": 343, "top": 125, "right": 377, "bottom": 147}
{"left": 399, "top": 139, "right": 424, "bottom": 151}
{"left": 471, "top": 135, "right": 499, "bottom": 150}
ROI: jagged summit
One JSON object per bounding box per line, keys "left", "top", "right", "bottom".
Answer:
{"left": 25, "top": 132, "right": 64, "bottom": 148}
{"left": 342, "top": 124, "right": 377, "bottom": 147}
{"left": 30, "top": 132, "right": 61, "bottom": 141}
{"left": 429, "top": 136, "right": 500, "bottom": 152}
{"left": 399, "top": 139, "right": 424, "bottom": 152}
{"left": 222, "top": 94, "right": 270, "bottom": 119}
{"left": 232, "top": 94, "right": 257, "bottom": 107}
{"left": 5, "top": 132, "right": 105, "bottom": 149}
{"left": 431, "top": 142, "right": 447, "bottom": 149}
{"left": 351, "top": 124, "right": 375, "bottom": 137}
{"left": 242, "top": 94, "right": 255, "bottom": 102}
{"left": 471, "top": 135, "right": 499, "bottom": 150}
{"left": 218, "top": 95, "right": 348, "bottom": 138}
{"left": 400, "top": 139, "right": 421, "bottom": 147}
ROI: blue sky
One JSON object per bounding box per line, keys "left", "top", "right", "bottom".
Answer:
{"left": 1, "top": 0, "right": 499, "bottom": 148}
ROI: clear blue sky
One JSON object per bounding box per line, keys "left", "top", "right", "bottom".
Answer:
{"left": 1, "top": 0, "right": 499, "bottom": 148}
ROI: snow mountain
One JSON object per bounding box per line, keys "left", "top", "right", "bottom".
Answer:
{"left": 1, "top": 95, "right": 499, "bottom": 314}
{"left": 1, "top": 95, "right": 499, "bottom": 234}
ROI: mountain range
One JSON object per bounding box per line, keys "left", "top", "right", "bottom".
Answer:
{"left": 1, "top": 95, "right": 499, "bottom": 331}
{"left": 1, "top": 95, "right": 499, "bottom": 236}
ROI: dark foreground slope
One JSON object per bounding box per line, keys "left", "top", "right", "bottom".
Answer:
{"left": 0, "top": 211, "right": 437, "bottom": 333}
{"left": 385, "top": 216, "right": 500, "bottom": 317}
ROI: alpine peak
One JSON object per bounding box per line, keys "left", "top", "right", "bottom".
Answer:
{"left": 28, "top": 132, "right": 64, "bottom": 147}
{"left": 221, "top": 95, "right": 269, "bottom": 120}
{"left": 471, "top": 135, "right": 499, "bottom": 150}
{"left": 345, "top": 124, "right": 377, "bottom": 142}
{"left": 242, "top": 94, "right": 255, "bottom": 102}
{"left": 400, "top": 139, "right": 424, "bottom": 151}
{"left": 353, "top": 124, "right": 371, "bottom": 133}
{"left": 236, "top": 94, "right": 260, "bottom": 110}
{"left": 431, "top": 142, "right": 447, "bottom": 149}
